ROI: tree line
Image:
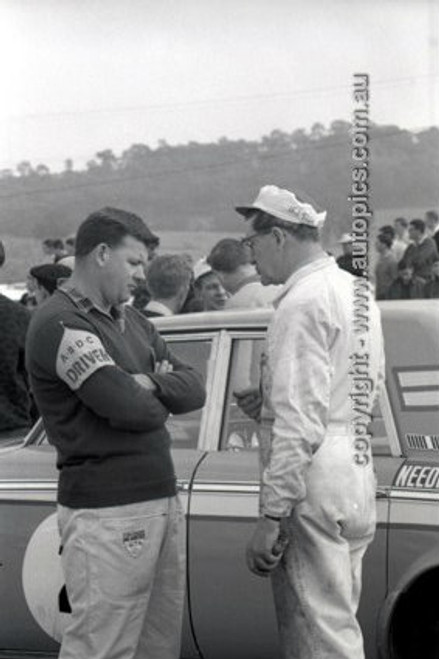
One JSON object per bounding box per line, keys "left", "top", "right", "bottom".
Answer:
{"left": 0, "top": 120, "right": 437, "bottom": 245}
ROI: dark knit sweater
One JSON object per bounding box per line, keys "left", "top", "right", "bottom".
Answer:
{"left": 403, "top": 238, "right": 438, "bottom": 279}
{"left": 0, "top": 294, "right": 32, "bottom": 432}
{"left": 25, "top": 287, "right": 206, "bottom": 508}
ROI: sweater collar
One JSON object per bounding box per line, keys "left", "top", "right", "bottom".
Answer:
{"left": 58, "top": 283, "right": 126, "bottom": 331}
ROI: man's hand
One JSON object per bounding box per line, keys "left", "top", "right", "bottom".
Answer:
{"left": 133, "top": 361, "right": 173, "bottom": 391}
{"left": 246, "top": 517, "right": 283, "bottom": 577}
{"left": 133, "top": 373, "right": 156, "bottom": 391}
{"left": 155, "top": 360, "right": 173, "bottom": 375}
{"left": 234, "top": 387, "right": 262, "bottom": 421}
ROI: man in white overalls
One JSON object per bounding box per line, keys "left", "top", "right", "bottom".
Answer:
{"left": 236, "top": 185, "right": 385, "bottom": 659}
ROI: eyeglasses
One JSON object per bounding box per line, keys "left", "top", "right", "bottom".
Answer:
{"left": 240, "top": 230, "right": 272, "bottom": 249}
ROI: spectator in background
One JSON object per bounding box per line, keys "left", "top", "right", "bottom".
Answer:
{"left": 131, "top": 281, "right": 151, "bottom": 311}
{"left": 65, "top": 235, "right": 76, "bottom": 256}
{"left": 142, "top": 254, "right": 192, "bottom": 317}
{"left": 392, "top": 217, "right": 410, "bottom": 262}
{"left": 145, "top": 232, "right": 160, "bottom": 262}
{"left": 379, "top": 224, "right": 395, "bottom": 245}
{"left": 387, "top": 261, "right": 426, "bottom": 300}
{"left": 336, "top": 233, "right": 357, "bottom": 275}
{"left": 0, "top": 240, "right": 33, "bottom": 438}
{"left": 375, "top": 233, "right": 398, "bottom": 299}
{"left": 29, "top": 263, "right": 73, "bottom": 306}
{"left": 128, "top": 224, "right": 161, "bottom": 310}
{"left": 425, "top": 210, "right": 439, "bottom": 252}
{"left": 41, "top": 238, "right": 68, "bottom": 262}
{"left": 52, "top": 239, "right": 68, "bottom": 263}
{"left": 20, "top": 270, "right": 38, "bottom": 309}
{"left": 403, "top": 219, "right": 438, "bottom": 280}
{"left": 424, "top": 258, "right": 439, "bottom": 299}
{"left": 192, "top": 259, "right": 228, "bottom": 311}
{"left": 41, "top": 238, "right": 55, "bottom": 258}
{"left": 207, "top": 238, "right": 279, "bottom": 309}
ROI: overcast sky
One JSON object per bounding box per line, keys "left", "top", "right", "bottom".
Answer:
{"left": 0, "top": 0, "right": 437, "bottom": 171}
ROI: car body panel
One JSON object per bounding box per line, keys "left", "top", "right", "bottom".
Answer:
{"left": 1, "top": 302, "right": 439, "bottom": 657}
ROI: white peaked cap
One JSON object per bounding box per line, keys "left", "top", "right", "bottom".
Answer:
{"left": 235, "top": 185, "right": 327, "bottom": 228}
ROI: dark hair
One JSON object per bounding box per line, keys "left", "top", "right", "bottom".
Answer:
{"left": 52, "top": 239, "right": 64, "bottom": 250}
{"left": 377, "top": 233, "right": 393, "bottom": 249}
{"left": 379, "top": 225, "right": 395, "bottom": 240}
{"left": 207, "top": 238, "right": 251, "bottom": 272}
{"left": 251, "top": 210, "right": 319, "bottom": 242}
{"left": 0, "top": 240, "right": 5, "bottom": 267}
{"left": 426, "top": 210, "right": 439, "bottom": 224}
{"left": 75, "top": 207, "right": 159, "bottom": 258}
{"left": 146, "top": 254, "right": 192, "bottom": 299}
{"left": 194, "top": 270, "right": 219, "bottom": 290}
{"left": 394, "top": 217, "right": 408, "bottom": 229}
{"left": 65, "top": 235, "right": 76, "bottom": 246}
{"left": 398, "top": 259, "right": 413, "bottom": 272}
{"left": 409, "top": 218, "right": 425, "bottom": 234}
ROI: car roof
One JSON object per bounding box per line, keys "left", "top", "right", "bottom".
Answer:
{"left": 152, "top": 308, "right": 273, "bottom": 333}
{"left": 152, "top": 300, "right": 439, "bottom": 334}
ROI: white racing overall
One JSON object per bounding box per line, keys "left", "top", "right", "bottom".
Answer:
{"left": 260, "top": 256, "right": 385, "bottom": 659}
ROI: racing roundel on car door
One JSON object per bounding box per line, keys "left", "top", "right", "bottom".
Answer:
{"left": 22, "top": 512, "right": 70, "bottom": 642}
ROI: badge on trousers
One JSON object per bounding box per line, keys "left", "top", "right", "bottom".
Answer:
{"left": 123, "top": 530, "right": 146, "bottom": 558}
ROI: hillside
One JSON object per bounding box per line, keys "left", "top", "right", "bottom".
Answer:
{"left": 1, "top": 121, "right": 437, "bottom": 251}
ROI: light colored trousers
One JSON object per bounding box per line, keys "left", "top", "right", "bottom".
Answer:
{"left": 271, "top": 433, "right": 376, "bottom": 659}
{"left": 57, "top": 496, "right": 185, "bottom": 659}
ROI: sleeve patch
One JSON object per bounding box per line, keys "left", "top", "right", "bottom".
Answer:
{"left": 56, "top": 327, "right": 115, "bottom": 391}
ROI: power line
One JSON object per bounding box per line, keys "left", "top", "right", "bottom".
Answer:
{"left": 5, "top": 75, "right": 438, "bottom": 122}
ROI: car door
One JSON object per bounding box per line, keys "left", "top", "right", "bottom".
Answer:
{"left": 379, "top": 306, "right": 439, "bottom": 659}
{"left": 187, "top": 332, "right": 278, "bottom": 659}
{"left": 187, "top": 332, "right": 397, "bottom": 659}
{"left": 0, "top": 333, "right": 215, "bottom": 658}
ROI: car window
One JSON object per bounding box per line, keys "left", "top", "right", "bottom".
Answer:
{"left": 220, "top": 338, "right": 265, "bottom": 452}
{"left": 165, "top": 338, "right": 212, "bottom": 449}
{"left": 220, "top": 337, "right": 392, "bottom": 456}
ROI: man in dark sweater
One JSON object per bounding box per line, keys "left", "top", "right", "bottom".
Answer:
{"left": 0, "top": 240, "right": 33, "bottom": 438}
{"left": 26, "top": 208, "right": 206, "bottom": 659}
{"left": 403, "top": 218, "right": 438, "bottom": 280}
{"left": 387, "top": 261, "right": 426, "bottom": 300}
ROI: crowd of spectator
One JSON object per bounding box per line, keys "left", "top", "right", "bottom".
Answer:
{"left": 336, "top": 210, "right": 439, "bottom": 300}
{"left": 1, "top": 205, "right": 438, "bottom": 437}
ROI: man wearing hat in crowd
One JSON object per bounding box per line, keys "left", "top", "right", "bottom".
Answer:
{"left": 29, "top": 263, "right": 73, "bottom": 306}
{"left": 234, "top": 185, "right": 385, "bottom": 659}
